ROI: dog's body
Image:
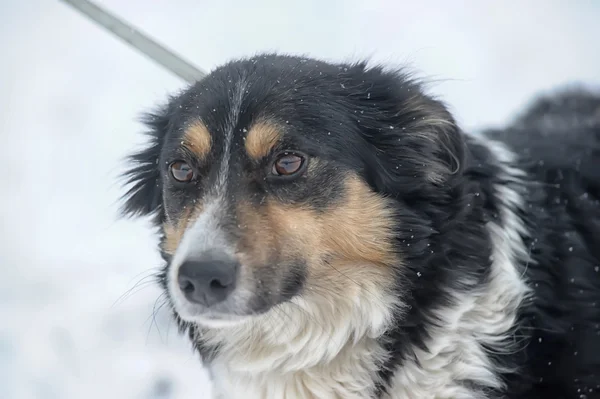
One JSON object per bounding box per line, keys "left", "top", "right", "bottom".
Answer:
{"left": 121, "top": 54, "right": 600, "bottom": 398}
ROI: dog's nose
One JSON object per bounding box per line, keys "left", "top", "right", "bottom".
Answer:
{"left": 177, "top": 252, "right": 239, "bottom": 307}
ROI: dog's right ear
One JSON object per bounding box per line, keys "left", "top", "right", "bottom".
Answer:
{"left": 120, "top": 102, "right": 173, "bottom": 224}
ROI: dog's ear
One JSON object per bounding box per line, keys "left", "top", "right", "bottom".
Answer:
{"left": 346, "top": 64, "right": 465, "bottom": 197}
{"left": 120, "top": 102, "right": 173, "bottom": 223}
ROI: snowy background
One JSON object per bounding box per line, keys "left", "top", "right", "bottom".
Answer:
{"left": 1, "top": 1, "right": 599, "bottom": 398}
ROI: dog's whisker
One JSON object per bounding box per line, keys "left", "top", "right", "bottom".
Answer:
{"left": 111, "top": 274, "right": 160, "bottom": 308}
{"left": 144, "top": 293, "right": 169, "bottom": 344}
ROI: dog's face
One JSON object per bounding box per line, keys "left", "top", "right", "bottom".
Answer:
{"left": 122, "top": 55, "right": 463, "bottom": 328}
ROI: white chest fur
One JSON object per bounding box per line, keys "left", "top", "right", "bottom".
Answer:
{"left": 209, "top": 337, "right": 385, "bottom": 399}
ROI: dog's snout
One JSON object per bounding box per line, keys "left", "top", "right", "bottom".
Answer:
{"left": 177, "top": 252, "right": 239, "bottom": 307}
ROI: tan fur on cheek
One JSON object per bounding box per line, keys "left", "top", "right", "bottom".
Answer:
{"left": 264, "top": 175, "right": 399, "bottom": 268}
{"left": 320, "top": 176, "right": 398, "bottom": 266}
{"left": 218, "top": 175, "right": 398, "bottom": 306}
{"left": 183, "top": 121, "right": 212, "bottom": 159}
{"left": 233, "top": 199, "right": 323, "bottom": 283}
{"left": 245, "top": 122, "right": 281, "bottom": 160}
{"left": 264, "top": 202, "right": 322, "bottom": 260}
{"left": 162, "top": 204, "right": 202, "bottom": 255}
{"left": 286, "top": 177, "right": 400, "bottom": 331}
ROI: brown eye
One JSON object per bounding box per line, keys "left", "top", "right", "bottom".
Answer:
{"left": 170, "top": 161, "right": 194, "bottom": 182}
{"left": 272, "top": 153, "right": 305, "bottom": 176}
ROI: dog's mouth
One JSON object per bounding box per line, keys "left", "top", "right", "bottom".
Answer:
{"left": 178, "top": 309, "right": 253, "bottom": 329}
{"left": 170, "top": 294, "right": 256, "bottom": 327}
{"left": 167, "top": 270, "right": 280, "bottom": 328}
{"left": 169, "top": 284, "right": 248, "bottom": 318}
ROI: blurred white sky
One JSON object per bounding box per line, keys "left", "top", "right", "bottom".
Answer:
{"left": 1, "top": 1, "right": 599, "bottom": 398}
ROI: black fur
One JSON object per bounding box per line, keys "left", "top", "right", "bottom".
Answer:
{"left": 486, "top": 91, "right": 600, "bottom": 398}
{"left": 120, "top": 54, "right": 600, "bottom": 398}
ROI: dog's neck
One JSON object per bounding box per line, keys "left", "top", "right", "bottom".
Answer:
{"left": 207, "top": 333, "right": 386, "bottom": 399}
{"left": 192, "top": 280, "right": 399, "bottom": 399}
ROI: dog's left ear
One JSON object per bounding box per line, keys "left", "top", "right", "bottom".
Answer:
{"left": 120, "top": 102, "right": 173, "bottom": 224}
{"left": 347, "top": 65, "right": 466, "bottom": 196}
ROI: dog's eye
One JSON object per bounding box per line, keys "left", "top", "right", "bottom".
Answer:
{"left": 272, "top": 153, "right": 305, "bottom": 176}
{"left": 169, "top": 161, "right": 195, "bottom": 183}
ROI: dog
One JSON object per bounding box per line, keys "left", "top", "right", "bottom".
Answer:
{"left": 120, "top": 53, "right": 600, "bottom": 398}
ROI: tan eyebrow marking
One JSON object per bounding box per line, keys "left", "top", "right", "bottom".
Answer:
{"left": 182, "top": 121, "right": 212, "bottom": 158}
{"left": 245, "top": 122, "right": 282, "bottom": 160}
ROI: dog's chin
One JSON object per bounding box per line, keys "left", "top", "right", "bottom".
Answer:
{"left": 176, "top": 309, "right": 253, "bottom": 329}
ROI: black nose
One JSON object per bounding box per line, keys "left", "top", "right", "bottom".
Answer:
{"left": 177, "top": 252, "right": 239, "bottom": 307}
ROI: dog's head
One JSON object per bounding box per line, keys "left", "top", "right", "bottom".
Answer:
{"left": 121, "top": 54, "right": 464, "bottom": 329}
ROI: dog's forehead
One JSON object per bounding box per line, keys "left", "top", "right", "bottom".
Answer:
{"left": 173, "top": 92, "right": 303, "bottom": 163}
{"left": 174, "top": 61, "right": 338, "bottom": 134}
{"left": 174, "top": 118, "right": 286, "bottom": 164}
{"left": 167, "top": 59, "right": 361, "bottom": 166}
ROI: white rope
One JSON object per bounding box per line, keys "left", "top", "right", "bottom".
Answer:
{"left": 59, "top": 0, "right": 206, "bottom": 83}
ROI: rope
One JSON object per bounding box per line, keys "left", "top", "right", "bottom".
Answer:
{"left": 58, "top": 0, "right": 206, "bottom": 83}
